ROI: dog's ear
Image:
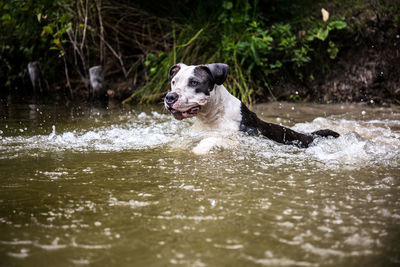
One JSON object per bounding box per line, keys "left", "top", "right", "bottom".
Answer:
{"left": 205, "top": 63, "right": 229, "bottom": 85}
{"left": 168, "top": 63, "right": 183, "bottom": 80}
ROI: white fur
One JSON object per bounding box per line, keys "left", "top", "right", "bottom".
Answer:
{"left": 170, "top": 64, "right": 210, "bottom": 112}
{"left": 168, "top": 63, "right": 243, "bottom": 154}
{"left": 192, "top": 84, "right": 242, "bottom": 132}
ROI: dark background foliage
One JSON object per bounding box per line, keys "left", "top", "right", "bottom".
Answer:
{"left": 0, "top": 0, "right": 399, "bottom": 104}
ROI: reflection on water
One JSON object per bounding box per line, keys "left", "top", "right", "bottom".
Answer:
{"left": 0, "top": 102, "right": 399, "bottom": 266}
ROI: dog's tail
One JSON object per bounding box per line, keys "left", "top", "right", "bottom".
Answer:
{"left": 256, "top": 119, "right": 340, "bottom": 148}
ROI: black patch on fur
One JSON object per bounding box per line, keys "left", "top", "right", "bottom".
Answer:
{"left": 240, "top": 103, "right": 340, "bottom": 148}
{"left": 192, "top": 66, "right": 215, "bottom": 95}
{"left": 205, "top": 63, "right": 229, "bottom": 85}
{"left": 239, "top": 104, "right": 259, "bottom": 136}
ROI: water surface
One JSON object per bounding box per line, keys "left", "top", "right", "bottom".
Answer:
{"left": 0, "top": 102, "right": 399, "bottom": 266}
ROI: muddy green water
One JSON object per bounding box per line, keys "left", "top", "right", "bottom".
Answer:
{"left": 0, "top": 102, "right": 399, "bottom": 266}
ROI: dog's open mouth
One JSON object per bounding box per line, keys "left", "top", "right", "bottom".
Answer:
{"left": 168, "top": 105, "right": 201, "bottom": 120}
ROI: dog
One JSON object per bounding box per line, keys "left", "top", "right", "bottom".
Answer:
{"left": 164, "top": 63, "right": 339, "bottom": 151}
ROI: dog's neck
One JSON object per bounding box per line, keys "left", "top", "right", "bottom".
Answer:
{"left": 192, "top": 85, "right": 242, "bottom": 132}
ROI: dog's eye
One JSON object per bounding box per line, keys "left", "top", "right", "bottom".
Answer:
{"left": 172, "top": 80, "right": 176, "bottom": 86}
{"left": 189, "top": 80, "right": 199, "bottom": 86}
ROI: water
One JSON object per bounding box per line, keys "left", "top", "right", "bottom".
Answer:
{"left": 0, "top": 101, "right": 399, "bottom": 266}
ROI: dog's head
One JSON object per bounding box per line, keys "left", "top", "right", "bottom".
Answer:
{"left": 164, "top": 63, "right": 228, "bottom": 120}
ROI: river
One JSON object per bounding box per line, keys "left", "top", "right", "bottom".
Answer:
{"left": 0, "top": 101, "right": 399, "bottom": 266}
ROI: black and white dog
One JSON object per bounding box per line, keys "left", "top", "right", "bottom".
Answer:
{"left": 164, "top": 63, "right": 339, "bottom": 153}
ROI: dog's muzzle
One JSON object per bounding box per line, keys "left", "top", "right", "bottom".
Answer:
{"left": 165, "top": 92, "right": 201, "bottom": 120}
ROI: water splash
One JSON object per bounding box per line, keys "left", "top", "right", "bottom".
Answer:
{"left": 1, "top": 110, "right": 399, "bottom": 168}
{"left": 0, "top": 111, "right": 190, "bottom": 154}
{"left": 294, "top": 117, "right": 400, "bottom": 167}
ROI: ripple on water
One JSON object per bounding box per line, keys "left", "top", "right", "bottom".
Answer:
{"left": 33, "top": 237, "right": 67, "bottom": 250}
{"left": 108, "top": 196, "right": 157, "bottom": 208}
{"left": 0, "top": 106, "right": 399, "bottom": 265}
{"left": 7, "top": 248, "right": 30, "bottom": 259}
{"left": 244, "top": 255, "right": 318, "bottom": 267}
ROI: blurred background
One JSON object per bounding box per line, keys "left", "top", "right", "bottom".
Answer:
{"left": 0, "top": 0, "right": 399, "bottom": 105}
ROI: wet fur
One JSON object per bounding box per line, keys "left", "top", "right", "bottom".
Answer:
{"left": 240, "top": 104, "right": 339, "bottom": 148}
{"left": 166, "top": 63, "right": 340, "bottom": 149}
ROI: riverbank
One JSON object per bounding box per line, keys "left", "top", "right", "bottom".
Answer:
{"left": 0, "top": 0, "right": 399, "bottom": 105}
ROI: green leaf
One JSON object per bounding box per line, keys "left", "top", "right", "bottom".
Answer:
{"left": 1, "top": 14, "right": 11, "bottom": 21}
{"left": 263, "top": 36, "right": 273, "bottom": 42}
{"left": 43, "top": 25, "right": 53, "bottom": 35}
{"left": 250, "top": 42, "right": 261, "bottom": 65}
{"left": 222, "top": 1, "right": 233, "bottom": 10}
{"left": 270, "top": 60, "right": 282, "bottom": 69}
{"left": 327, "top": 41, "right": 339, "bottom": 59}
{"left": 59, "top": 13, "right": 73, "bottom": 24}
{"left": 147, "top": 52, "right": 155, "bottom": 59}
{"left": 236, "top": 41, "right": 249, "bottom": 51}
{"left": 249, "top": 21, "right": 258, "bottom": 28}
{"left": 316, "top": 28, "right": 329, "bottom": 41}
{"left": 305, "top": 35, "right": 315, "bottom": 41}
{"left": 328, "top": 20, "right": 347, "bottom": 30}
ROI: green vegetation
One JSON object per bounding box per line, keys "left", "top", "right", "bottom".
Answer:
{"left": 1, "top": 0, "right": 399, "bottom": 104}
{"left": 127, "top": 0, "right": 349, "bottom": 104}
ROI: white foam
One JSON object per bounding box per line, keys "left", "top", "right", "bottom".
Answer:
{"left": 0, "top": 111, "right": 189, "bottom": 154}
{"left": 1, "top": 112, "right": 399, "bottom": 169}
{"left": 293, "top": 117, "right": 400, "bottom": 168}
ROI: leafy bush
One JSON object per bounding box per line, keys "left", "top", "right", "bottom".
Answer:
{"left": 135, "top": 0, "right": 347, "bottom": 104}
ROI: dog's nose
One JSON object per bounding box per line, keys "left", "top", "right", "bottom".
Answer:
{"left": 165, "top": 92, "right": 179, "bottom": 106}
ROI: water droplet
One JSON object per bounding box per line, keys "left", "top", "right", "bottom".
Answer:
{"left": 265, "top": 250, "right": 274, "bottom": 257}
